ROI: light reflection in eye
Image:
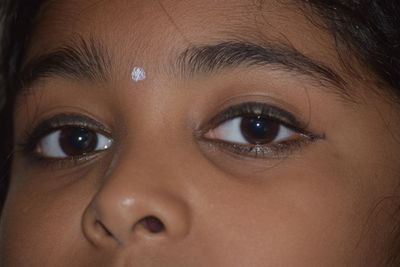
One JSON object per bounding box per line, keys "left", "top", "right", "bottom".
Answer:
{"left": 37, "top": 127, "right": 112, "bottom": 158}
{"left": 204, "top": 116, "right": 296, "bottom": 145}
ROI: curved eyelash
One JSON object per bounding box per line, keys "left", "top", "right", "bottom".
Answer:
{"left": 201, "top": 102, "right": 313, "bottom": 136}
{"left": 17, "top": 113, "right": 111, "bottom": 163}
{"left": 199, "top": 102, "right": 320, "bottom": 158}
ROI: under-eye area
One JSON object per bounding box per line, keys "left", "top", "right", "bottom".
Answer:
{"left": 199, "top": 102, "right": 321, "bottom": 159}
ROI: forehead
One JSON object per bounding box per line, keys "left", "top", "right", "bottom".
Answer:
{"left": 35, "top": 0, "right": 301, "bottom": 36}
{"left": 27, "top": 0, "right": 338, "bottom": 66}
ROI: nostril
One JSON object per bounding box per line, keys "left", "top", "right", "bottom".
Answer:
{"left": 138, "top": 216, "right": 165, "bottom": 234}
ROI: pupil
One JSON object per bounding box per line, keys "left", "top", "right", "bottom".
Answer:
{"left": 59, "top": 127, "right": 98, "bottom": 156}
{"left": 240, "top": 116, "right": 279, "bottom": 144}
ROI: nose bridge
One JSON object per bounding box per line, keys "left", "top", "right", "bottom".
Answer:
{"left": 82, "top": 149, "right": 192, "bottom": 247}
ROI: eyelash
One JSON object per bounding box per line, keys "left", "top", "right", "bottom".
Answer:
{"left": 18, "top": 102, "right": 319, "bottom": 167}
{"left": 199, "top": 102, "right": 320, "bottom": 159}
{"left": 18, "top": 114, "right": 112, "bottom": 167}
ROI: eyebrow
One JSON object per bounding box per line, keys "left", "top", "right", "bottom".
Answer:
{"left": 177, "top": 41, "right": 349, "bottom": 99}
{"left": 19, "top": 37, "right": 111, "bottom": 87}
{"left": 19, "top": 38, "right": 350, "bottom": 100}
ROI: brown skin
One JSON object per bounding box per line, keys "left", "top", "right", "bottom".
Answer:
{"left": 1, "top": 0, "right": 400, "bottom": 266}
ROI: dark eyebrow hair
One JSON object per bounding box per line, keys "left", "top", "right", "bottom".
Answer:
{"left": 177, "top": 41, "right": 350, "bottom": 100}
{"left": 19, "top": 37, "right": 111, "bottom": 88}
{"left": 19, "top": 37, "right": 351, "bottom": 101}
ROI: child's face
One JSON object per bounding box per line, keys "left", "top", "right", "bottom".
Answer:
{"left": 1, "top": 0, "right": 400, "bottom": 266}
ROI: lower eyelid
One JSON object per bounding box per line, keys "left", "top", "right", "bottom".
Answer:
{"left": 199, "top": 138, "right": 300, "bottom": 160}
{"left": 199, "top": 122, "right": 318, "bottom": 160}
{"left": 218, "top": 137, "right": 312, "bottom": 158}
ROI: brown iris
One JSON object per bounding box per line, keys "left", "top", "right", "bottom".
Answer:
{"left": 59, "top": 127, "right": 98, "bottom": 156}
{"left": 240, "top": 116, "right": 280, "bottom": 144}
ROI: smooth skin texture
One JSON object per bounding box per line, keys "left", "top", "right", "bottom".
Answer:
{"left": 1, "top": 0, "right": 400, "bottom": 266}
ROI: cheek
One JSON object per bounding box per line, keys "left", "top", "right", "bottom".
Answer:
{"left": 0, "top": 187, "right": 80, "bottom": 266}
{"left": 194, "top": 175, "right": 352, "bottom": 265}
{"left": 192, "top": 151, "right": 395, "bottom": 266}
{"left": 1, "top": 139, "right": 397, "bottom": 266}
{"left": 0, "top": 167, "right": 106, "bottom": 267}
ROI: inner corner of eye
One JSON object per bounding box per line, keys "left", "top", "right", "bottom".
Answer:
{"left": 203, "top": 128, "right": 217, "bottom": 139}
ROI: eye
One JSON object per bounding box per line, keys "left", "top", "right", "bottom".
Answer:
{"left": 204, "top": 116, "right": 296, "bottom": 145}
{"left": 200, "top": 102, "right": 320, "bottom": 158}
{"left": 36, "top": 126, "right": 112, "bottom": 159}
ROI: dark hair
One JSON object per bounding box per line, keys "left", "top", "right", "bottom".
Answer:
{"left": 299, "top": 0, "right": 400, "bottom": 100}
{"left": 0, "top": 0, "right": 44, "bottom": 212}
{"left": 0, "top": 0, "right": 400, "bottom": 264}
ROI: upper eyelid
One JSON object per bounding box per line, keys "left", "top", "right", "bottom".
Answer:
{"left": 32, "top": 114, "right": 110, "bottom": 135}
{"left": 202, "top": 102, "right": 306, "bottom": 133}
{"left": 23, "top": 104, "right": 305, "bottom": 146}
{"left": 21, "top": 114, "right": 112, "bottom": 149}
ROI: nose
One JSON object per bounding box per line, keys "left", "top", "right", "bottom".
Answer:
{"left": 82, "top": 158, "right": 191, "bottom": 248}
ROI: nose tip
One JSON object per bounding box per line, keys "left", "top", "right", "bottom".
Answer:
{"left": 82, "top": 188, "right": 191, "bottom": 247}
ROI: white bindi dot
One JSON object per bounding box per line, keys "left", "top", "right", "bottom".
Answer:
{"left": 131, "top": 67, "right": 147, "bottom": 82}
